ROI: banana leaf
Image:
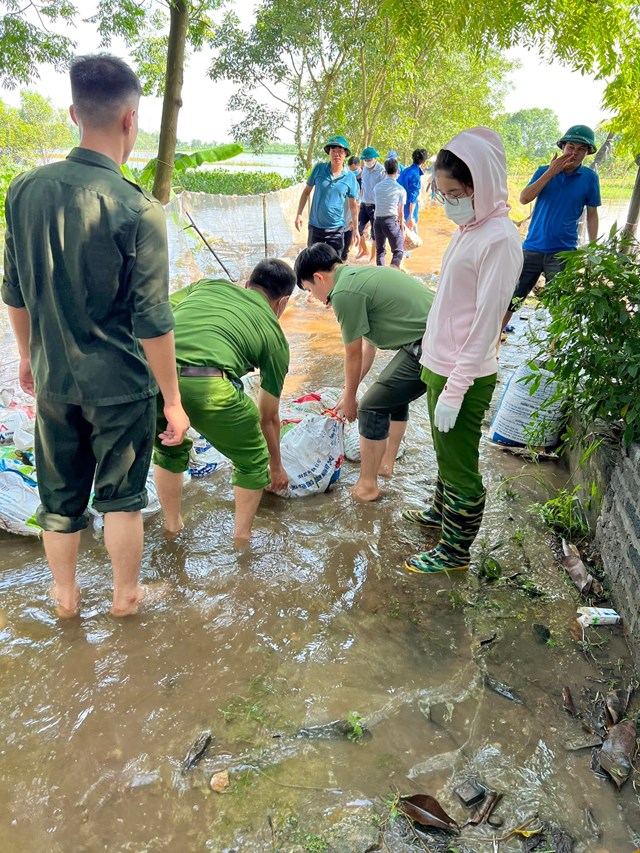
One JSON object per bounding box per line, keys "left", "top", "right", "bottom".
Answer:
{"left": 139, "top": 143, "right": 243, "bottom": 186}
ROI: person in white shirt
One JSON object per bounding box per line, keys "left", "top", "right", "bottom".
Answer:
{"left": 373, "top": 158, "right": 407, "bottom": 268}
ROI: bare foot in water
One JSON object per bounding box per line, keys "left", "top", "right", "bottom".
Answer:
{"left": 378, "top": 461, "right": 394, "bottom": 479}
{"left": 51, "top": 584, "right": 81, "bottom": 618}
{"left": 233, "top": 535, "right": 251, "bottom": 551}
{"left": 351, "top": 481, "right": 381, "bottom": 502}
{"left": 110, "top": 581, "right": 170, "bottom": 618}
{"left": 164, "top": 519, "right": 184, "bottom": 539}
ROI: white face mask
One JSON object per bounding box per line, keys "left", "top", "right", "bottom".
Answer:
{"left": 444, "top": 195, "right": 475, "bottom": 226}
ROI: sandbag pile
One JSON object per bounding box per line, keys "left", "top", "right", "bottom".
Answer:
{"left": 0, "top": 399, "right": 227, "bottom": 537}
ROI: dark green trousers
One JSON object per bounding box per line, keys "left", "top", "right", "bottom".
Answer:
{"left": 34, "top": 396, "right": 155, "bottom": 533}
{"left": 422, "top": 368, "right": 496, "bottom": 495}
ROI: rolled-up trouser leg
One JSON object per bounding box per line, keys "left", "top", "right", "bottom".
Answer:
{"left": 357, "top": 344, "right": 427, "bottom": 441}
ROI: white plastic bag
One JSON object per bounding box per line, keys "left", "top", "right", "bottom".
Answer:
{"left": 0, "top": 468, "right": 41, "bottom": 536}
{"left": 403, "top": 224, "right": 423, "bottom": 250}
{"left": 0, "top": 402, "right": 36, "bottom": 445}
{"left": 188, "top": 433, "right": 229, "bottom": 478}
{"left": 489, "top": 363, "right": 564, "bottom": 448}
{"left": 279, "top": 413, "right": 344, "bottom": 498}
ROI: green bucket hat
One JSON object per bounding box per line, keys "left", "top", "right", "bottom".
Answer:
{"left": 557, "top": 125, "right": 597, "bottom": 155}
{"left": 360, "top": 146, "right": 379, "bottom": 159}
{"left": 323, "top": 135, "right": 350, "bottom": 155}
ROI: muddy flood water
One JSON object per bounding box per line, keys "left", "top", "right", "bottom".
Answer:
{"left": 2, "top": 209, "right": 640, "bottom": 853}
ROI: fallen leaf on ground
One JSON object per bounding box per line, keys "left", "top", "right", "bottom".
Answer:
{"left": 182, "top": 732, "right": 212, "bottom": 773}
{"left": 599, "top": 719, "right": 637, "bottom": 788}
{"left": 399, "top": 793, "right": 459, "bottom": 833}
{"left": 562, "top": 686, "right": 577, "bottom": 717}
{"left": 605, "top": 688, "right": 629, "bottom": 726}
{"left": 561, "top": 540, "right": 603, "bottom": 597}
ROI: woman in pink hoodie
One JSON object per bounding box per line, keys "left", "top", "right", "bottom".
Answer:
{"left": 403, "top": 127, "right": 523, "bottom": 574}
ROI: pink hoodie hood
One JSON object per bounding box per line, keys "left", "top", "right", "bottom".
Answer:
{"left": 420, "top": 127, "right": 524, "bottom": 409}
{"left": 444, "top": 127, "right": 510, "bottom": 230}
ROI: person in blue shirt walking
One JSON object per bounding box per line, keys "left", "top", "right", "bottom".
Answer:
{"left": 397, "top": 147, "right": 429, "bottom": 235}
{"left": 295, "top": 135, "right": 359, "bottom": 257}
{"left": 501, "top": 125, "right": 601, "bottom": 332}
{"left": 341, "top": 155, "right": 362, "bottom": 261}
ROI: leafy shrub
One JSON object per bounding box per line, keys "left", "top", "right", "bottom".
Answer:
{"left": 530, "top": 230, "right": 640, "bottom": 446}
{"left": 174, "top": 169, "right": 296, "bottom": 195}
{"left": 531, "top": 486, "right": 590, "bottom": 541}
{"left": 0, "top": 157, "right": 25, "bottom": 228}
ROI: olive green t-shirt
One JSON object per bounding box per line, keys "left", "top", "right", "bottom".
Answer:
{"left": 171, "top": 279, "right": 290, "bottom": 398}
{"left": 329, "top": 265, "right": 434, "bottom": 348}
{"left": 1, "top": 148, "right": 174, "bottom": 405}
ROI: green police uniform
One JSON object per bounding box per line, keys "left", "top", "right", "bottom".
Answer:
{"left": 153, "top": 279, "right": 290, "bottom": 490}
{"left": 328, "top": 265, "right": 434, "bottom": 441}
{"left": 1, "top": 147, "right": 174, "bottom": 532}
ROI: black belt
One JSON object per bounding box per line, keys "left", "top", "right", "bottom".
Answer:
{"left": 179, "top": 366, "right": 226, "bottom": 378}
{"left": 375, "top": 215, "right": 398, "bottom": 221}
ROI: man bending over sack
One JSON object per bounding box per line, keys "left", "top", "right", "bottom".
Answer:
{"left": 294, "top": 243, "right": 434, "bottom": 501}
{"left": 153, "top": 260, "right": 295, "bottom": 543}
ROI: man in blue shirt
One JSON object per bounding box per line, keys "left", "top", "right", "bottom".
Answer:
{"left": 341, "top": 156, "right": 362, "bottom": 261}
{"left": 295, "top": 135, "right": 359, "bottom": 257}
{"left": 397, "top": 147, "right": 429, "bottom": 234}
{"left": 502, "top": 125, "right": 601, "bottom": 331}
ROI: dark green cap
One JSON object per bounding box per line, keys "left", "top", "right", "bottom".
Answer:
{"left": 557, "top": 125, "right": 596, "bottom": 155}
{"left": 324, "top": 135, "right": 350, "bottom": 155}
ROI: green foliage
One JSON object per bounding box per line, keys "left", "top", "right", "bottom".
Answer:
{"left": 138, "top": 142, "right": 243, "bottom": 186}
{"left": 476, "top": 539, "right": 504, "bottom": 581}
{"left": 346, "top": 710, "right": 365, "bottom": 743}
{"left": 0, "top": 91, "right": 74, "bottom": 165}
{"left": 0, "top": 91, "right": 76, "bottom": 225}
{"left": 210, "top": 0, "right": 513, "bottom": 169}
{"left": 499, "top": 108, "right": 561, "bottom": 162}
{"left": 17, "top": 90, "right": 75, "bottom": 161}
{"left": 531, "top": 231, "right": 640, "bottom": 447}
{"left": 175, "top": 169, "right": 296, "bottom": 195}
{"left": 387, "top": 595, "right": 400, "bottom": 619}
{"left": 0, "top": 0, "right": 75, "bottom": 89}
{"left": 296, "top": 833, "right": 327, "bottom": 853}
{"left": 531, "top": 486, "right": 590, "bottom": 541}
{"left": 219, "top": 697, "right": 269, "bottom": 725}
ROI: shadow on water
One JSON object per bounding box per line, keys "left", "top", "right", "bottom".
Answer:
{"left": 1, "top": 244, "right": 640, "bottom": 851}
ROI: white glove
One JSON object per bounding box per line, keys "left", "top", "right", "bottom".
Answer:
{"left": 434, "top": 399, "right": 460, "bottom": 433}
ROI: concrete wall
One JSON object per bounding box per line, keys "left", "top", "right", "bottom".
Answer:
{"left": 591, "top": 443, "right": 640, "bottom": 663}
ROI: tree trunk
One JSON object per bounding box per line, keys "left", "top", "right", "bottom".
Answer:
{"left": 622, "top": 154, "right": 640, "bottom": 250}
{"left": 152, "top": 0, "right": 189, "bottom": 204}
{"left": 591, "top": 132, "right": 615, "bottom": 171}
{"left": 360, "top": 45, "right": 369, "bottom": 147}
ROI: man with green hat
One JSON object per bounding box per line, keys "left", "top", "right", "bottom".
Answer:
{"left": 501, "top": 124, "right": 601, "bottom": 333}
{"left": 356, "top": 146, "right": 385, "bottom": 259}
{"left": 295, "top": 135, "right": 359, "bottom": 257}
